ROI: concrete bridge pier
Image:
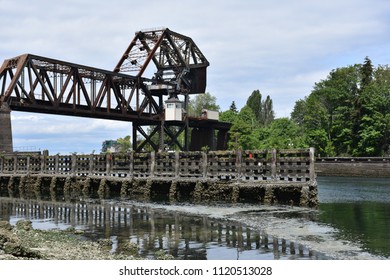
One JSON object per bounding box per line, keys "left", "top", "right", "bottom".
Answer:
{"left": 0, "top": 103, "right": 13, "bottom": 153}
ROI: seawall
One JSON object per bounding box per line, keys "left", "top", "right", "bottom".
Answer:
{"left": 315, "top": 157, "right": 390, "bottom": 178}
{"left": 0, "top": 149, "right": 318, "bottom": 207}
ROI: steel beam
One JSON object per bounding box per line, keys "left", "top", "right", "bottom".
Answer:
{"left": 0, "top": 29, "right": 231, "bottom": 153}
{"left": 0, "top": 54, "right": 161, "bottom": 123}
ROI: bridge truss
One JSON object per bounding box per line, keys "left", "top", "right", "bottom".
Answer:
{"left": 0, "top": 28, "right": 230, "bottom": 152}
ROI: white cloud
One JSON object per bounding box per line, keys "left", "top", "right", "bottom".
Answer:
{"left": 11, "top": 112, "right": 131, "bottom": 154}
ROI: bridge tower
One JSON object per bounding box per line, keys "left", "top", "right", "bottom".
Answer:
{"left": 114, "top": 28, "right": 217, "bottom": 151}
{"left": 0, "top": 102, "right": 13, "bottom": 153}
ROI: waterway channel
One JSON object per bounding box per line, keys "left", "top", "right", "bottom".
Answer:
{"left": 0, "top": 176, "right": 389, "bottom": 260}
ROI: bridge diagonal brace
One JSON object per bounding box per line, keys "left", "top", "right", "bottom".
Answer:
{"left": 29, "top": 62, "right": 56, "bottom": 104}
{"left": 138, "top": 83, "right": 160, "bottom": 115}
{"left": 134, "top": 124, "right": 160, "bottom": 152}
{"left": 74, "top": 70, "right": 92, "bottom": 108}
{"left": 0, "top": 54, "right": 29, "bottom": 102}
{"left": 164, "top": 124, "right": 188, "bottom": 151}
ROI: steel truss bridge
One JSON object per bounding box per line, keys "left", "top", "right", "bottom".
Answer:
{"left": 0, "top": 28, "right": 230, "bottom": 152}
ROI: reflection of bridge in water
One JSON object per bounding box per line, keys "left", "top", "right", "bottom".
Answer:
{"left": 0, "top": 197, "right": 324, "bottom": 260}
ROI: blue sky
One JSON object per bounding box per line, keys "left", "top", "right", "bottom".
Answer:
{"left": 1, "top": 0, "right": 390, "bottom": 154}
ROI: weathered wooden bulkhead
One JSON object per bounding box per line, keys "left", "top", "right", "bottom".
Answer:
{"left": 0, "top": 148, "right": 318, "bottom": 207}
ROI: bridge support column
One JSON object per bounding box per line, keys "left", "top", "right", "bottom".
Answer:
{"left": 0, "top": 103, "right": 13, "bottom": 153}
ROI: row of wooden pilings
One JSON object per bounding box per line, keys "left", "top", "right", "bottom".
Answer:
{"left": 0, "top": 174, "right": 318, "bottom": 207}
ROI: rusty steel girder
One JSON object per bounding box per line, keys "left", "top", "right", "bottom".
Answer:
{"left": 0, "top": 28, "right": 209, "bottom": 122}
{"left": 0, "top": 28, "right": 229, "bottom": 152}
{"left": 0, "top": 54, "right": 159, "bottom": 123}
{"left": 114, "top": 28, "right": 209, "bottom": 96}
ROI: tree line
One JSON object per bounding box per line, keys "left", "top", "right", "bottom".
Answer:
{"left": 291, "top": 57, "right": 390, "bottom": 157}
{"left": 104, "top": 57, "right": 390, "bottom": 157}
{"left": 219, "top": 57, "right": 390, "bottom": 157}
{"left": 219, "top": 90, "right": 305, "bottom": 151}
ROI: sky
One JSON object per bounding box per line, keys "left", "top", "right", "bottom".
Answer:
{"left": 1, "top": 0, "right": 390, "bottom": 154}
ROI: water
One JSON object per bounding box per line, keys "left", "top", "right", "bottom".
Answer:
{"left": 317, "top": 176, "right": 390, "bottom": 258}
{"left": 0, "top": 176, "right": 389, "bottom": 260}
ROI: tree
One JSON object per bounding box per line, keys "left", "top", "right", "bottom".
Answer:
{"left": 227, "top": 106, "right": 258, "bottom": 150}
{"left": 246, "top": 90, "right": 262, "bottom": 122}
{"left": 101, "top": 140, "right": 117, "bottom": 153}
{"left": 360, "top": 56, "right": 374, "bottom": 91}
{"left": 220, "top": 109, "right": 238, "bottom": 124}
{"left": 117, "top": 135, "right": 132, "bottom": 153}
{"left": 246, "top": 90, "right": 274, "bottom": 126}
{"left": 102, "top": 136, "right": 132, "bottom": 153}
{"left": 291, "top": 57, "right": 390, "bottom": 156}
{"left": 257, "top": 118, "right": 307, "bottom": 150}
{"left": 188, "top": 92, "right": 220, "bottom": 117}
{"left": 238, "top": 105, "right": 257, "bottom": 129}
{"left": 222, "top": 90, "right": 277, "bottom": 150}
{"left": 261, "top": 95, "right": 275, "bottom": 126}
{"left": 357, "top": 64, "right": 390, "bottom": 155}
{"left": 291, "top": 99, "right": 307, "bottom": 126}
{"left": 291, "top": 64, "right": 362, "bottom": 155}
{"left": 229, "top": 101, "right": 238, "bottom": 113}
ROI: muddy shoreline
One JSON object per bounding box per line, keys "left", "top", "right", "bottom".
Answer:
{"left": 1, "top": 200, "right": 387, "bottom": 260}
{"left": 125, "top": 201, "right": 385, "bottom": 260}
{"left": 0, "top": 219, "right": 173, "bottom": 260}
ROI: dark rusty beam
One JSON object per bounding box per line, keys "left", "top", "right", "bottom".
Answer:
{"left": 0, "top": 29, "right": 228, "bottom": 153}
{"left": 134, "top": 124, "right": 160, "bottom": 152}
{"left": 136, "top": 30, "right": 167, "bottom": 78}
{"left": 114, "top": 28, "right": 209, "bottom": 95}
{"left": 0, "top": 54, "right": 161, "bottom": 123}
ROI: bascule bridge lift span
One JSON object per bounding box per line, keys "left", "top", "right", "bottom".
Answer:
{"left": 0, "top": 28, "right": 231, "bottom": 153}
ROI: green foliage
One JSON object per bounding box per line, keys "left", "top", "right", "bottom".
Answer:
{"left": 102, "top": 136, "right": 131, "bottom": 153}
{"left": 227, "top": 110, "right": 256, "bottom": 150}
{"left": 246, "top": 90, "right": 275, "bottom": 126}
{"left": 291, "top": 58, "right": 390, "bottom": 156}
{"left": 101, "top": 140, "right": 117, "bottom": 153}
{"left": 117, "top": 136, "right": 132, "bottom": 153}
{"left": 229, "top": 101, "right": 238, "bottom": 113}
{"left": 220, "top": 109, "right": 238, "bottom": 123}
{"left": 246, "top": 90, "right": 262, "bottom": 122}
{"left": 110, "top": 57, "right": 390, "bottom": 157}
{"left": 262, "top": 95, "right": 275, "bottom": 126}
{"left": 256, "top": 118, "right": 308, "bottom": 150}
{"left": 188, "top": 92, "right": 220, "bottom": 117}
{"left": 221, "top": 90, "right": 298, "bottom": 151}
{"left": 225, "top": 100, "right": 306, "bottom": 150}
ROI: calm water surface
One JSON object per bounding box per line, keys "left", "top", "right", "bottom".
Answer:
{"left": 0, "top": 176, "right": 389, "bottom": 259}
{"left": 317, "top": 176, "right": 390, "bottom": 258}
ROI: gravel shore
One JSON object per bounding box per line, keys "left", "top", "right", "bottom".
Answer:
{"left": 0, "top": 220, "right": 172, "bottom": 260}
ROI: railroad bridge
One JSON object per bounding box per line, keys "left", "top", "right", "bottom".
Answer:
{"left": 0, "top": 29, "right": 318, "bottom": 207}
{"left": 0, "top": 28, "right": 230, "bottom": 153}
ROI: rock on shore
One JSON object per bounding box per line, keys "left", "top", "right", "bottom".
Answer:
{"left": 0, "top": 220, "right": 167, "bottom": 260}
